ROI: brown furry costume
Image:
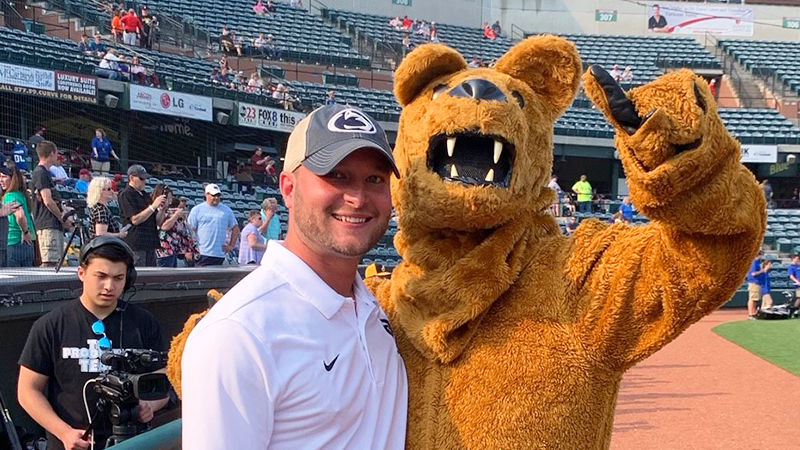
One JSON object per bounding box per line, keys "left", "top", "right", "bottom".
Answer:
{"left": 367, "top": 35, "right": 765, "bottom": 448}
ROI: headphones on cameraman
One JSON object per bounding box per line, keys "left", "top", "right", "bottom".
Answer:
{"left": 79, "top": 235, "right": 137, "bottom": 292}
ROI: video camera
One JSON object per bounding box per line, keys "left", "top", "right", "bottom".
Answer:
{"left": 84, "top": 349, "right": 171, "bottom": 446}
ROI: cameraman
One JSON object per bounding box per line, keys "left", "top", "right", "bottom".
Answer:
{"left": 17, "top": 236, "right": 168, "bottom": 450}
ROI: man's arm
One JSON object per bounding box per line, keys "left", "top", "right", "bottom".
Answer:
{"left": 18, "top": 367, "right": 91, "bottom": 450}
{"left": 258, "top": 209, "right": 274, "bottom": 234}
{"left": 225, "top": 224, "right": 240, "bottom": 253}
{"left": 39, "top": 188, "right": 64, "bottom": 222}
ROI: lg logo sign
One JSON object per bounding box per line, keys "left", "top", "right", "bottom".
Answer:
{"left": 160, "top": 93, "right": 185, "bottom": 109}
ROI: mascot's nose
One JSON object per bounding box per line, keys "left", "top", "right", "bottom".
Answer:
{"left": 449, "top": 78, "right": 507, "bottom": 102}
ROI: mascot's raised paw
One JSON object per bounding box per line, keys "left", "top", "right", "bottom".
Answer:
{"left": 583, "top": 65, "right": 724, "bottom": 173}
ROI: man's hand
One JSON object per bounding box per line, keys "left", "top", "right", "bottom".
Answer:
{"left": 222, "top": 243, "right": 234, "bottom": 253}
{"left": 0, "top": 201, "right": 20, "bottom": 217}
{"left": 137, "top": 400, "right": 154, "bottom": 423}
{"left": 59, "top": 428, "right": 91, "bottom": 450}
{"left": 151, "top": 194, "right": 166, "bottom": 210}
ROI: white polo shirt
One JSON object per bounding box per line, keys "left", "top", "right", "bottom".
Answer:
{"left": 181, "top": 241, "right": 408, "bottom": 449}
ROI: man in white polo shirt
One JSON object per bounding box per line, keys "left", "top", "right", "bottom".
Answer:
{"left": 181, "top": 104, "right": 408, "bottom": 449}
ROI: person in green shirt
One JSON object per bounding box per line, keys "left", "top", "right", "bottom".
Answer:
{"left": 572, "top": 174, "right": 593, "bottom": 214}
{"left": 1, "top": 166, "right": 36, "bottom": 266}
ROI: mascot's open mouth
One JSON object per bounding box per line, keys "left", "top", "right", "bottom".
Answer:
{"left": 427, "top": 132, "right": 514, "bottom": 188}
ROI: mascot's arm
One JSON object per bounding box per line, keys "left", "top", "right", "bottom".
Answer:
{"left": 568, "top": 66, "right": 766, "bottom": 370}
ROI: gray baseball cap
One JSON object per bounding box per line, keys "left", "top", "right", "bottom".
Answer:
{"left": 283, "top": 104, "right": 399, "bottom": 177}
{"left": 127, "top": 164, "right": 150, "bottom": 179}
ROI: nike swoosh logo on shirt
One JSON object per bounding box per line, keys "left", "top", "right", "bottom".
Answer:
{"left": 323, "top": 354, "right": 339, "bottom": 372}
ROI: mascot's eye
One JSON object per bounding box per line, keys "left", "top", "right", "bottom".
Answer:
{"left": 432, "top": 84, "right": 448, "bottom": 100}
{"left": 512, "top": 91, "right": 525, "bottom": 108}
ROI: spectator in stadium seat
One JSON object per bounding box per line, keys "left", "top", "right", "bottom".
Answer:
{"left": 571, "top": 174, "right": 593, "bottom": 214}
{"left": 648, "top": 4, "right": 668, "bottom": 32}
{"left": 389, "top": 16, "right": 402, "bottom": 30}
{"left": 1, "top": 166, "right": 35, "bottom": 267}
{"left": 264, "top": 34, "right": 282, "bottom": 60}
{"left": 187, "top": 183, "right": 239, "bottom": 266}
{"left": 565, "top": 216, "right": 578, "bottom": 236}
{"left": 429, "top": 24, "right": 440, "bottom": 43}
{"left": 468, "top": 56, "right": 480, "bottom": 68}
{"left": 253, "top": 0, "right": 267, "bottom": 16}
{"left": 89, "top": 34, "right": 107, "bottom": 55}
{"left": 401, "top": 15, "right": 411, "bottom": 29}
{"left": 49, "top": 154, "right": 70, "bottom": 185}
{"left": 120, "top": 9, "right": 143, "bottom": 46}
{"left": 32, "top": 141, "right": 68, "bottom": 267}
{"left": 75, "top": 169, "right": 92, "bottom": 194}
{"left": 239, "top": 210, "right": 266, "bottom": 265}
{"left": 619, "top": 196, "right": 634, "bottom": 223}
{"left": 247, "top": 72, "right": 263, "bottom": 93}
{"left": 253, "top": 32, "right": 268, "bottom": 55}
{"left": 96, "top": 49, "right": 128, "bottom": 81}
{"left": 609, "top": 64, "right": 622, "bottom": 81}
{"left": 708, "top": 78, "right": 717, "bottom": 98}
{"left": 87, "top": 176, "right": 127, "bottom": 240}
{"left": 416, "top": 20, "right": 430, "bottom": 38}
{"left": 220, "top": 26, "right": 240, "bottom": 56}
{"left": 119, "top": 164, "right": 166, "bottom": 267}
{"left": 326, "top": 90, "right": 336, "bottom": 105}
{"left": 209, "top": 68, "right": 225, "bottom": 84}
{"left": 259, "top": 197, "right": 280, "bottom": 241}
{"left": 289, "top": 0, "right": 302, "bottom": 8}
{"left": 111, "top": 10, "right": 123, "bottom": 43}
{"left": 91, "top": 128, "right": 120, "bottom": 174}
{"left": 219, "top": 55, "right": 232, "bottom": 71}
{"left": 402, "top": 34, "right": 412, "bottom": 50}
{"left": 621, "top": 66, "right": 633, "bottom": 83}
{"left": 266, "top": 0, "right": 276, "bottom": 13}
{"left": 77, "top": 34, "right": 92, "bottom": 53}
{"left": 129, "top": 56, "right": 159, "bottom": 87}
{"left": 251, "top": 147, "right": 272, "bottom": 184}
{"left": 483, "top": 22, "right": 497, "bottom": 40}
{"left": 491, "top": 20, "right": 502, "bottom": 36}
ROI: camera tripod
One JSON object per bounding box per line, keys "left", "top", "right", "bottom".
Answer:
{"left": 55, "top": 212, "right": 90, "bottom": 272}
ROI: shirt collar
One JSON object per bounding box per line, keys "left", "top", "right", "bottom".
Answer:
{"left": 264, "top": 241, "right": 362, "bottom": 319}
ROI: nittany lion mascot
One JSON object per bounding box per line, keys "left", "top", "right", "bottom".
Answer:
{"left": 365, "top": 35, "right": 765, "bottom": 448}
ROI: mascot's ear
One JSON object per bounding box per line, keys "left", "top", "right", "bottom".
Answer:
{"left": 494, "top": 35, "right": 582, "bottom": 119}
{"left": 394, "top": 43, "right": 468, "bottom": 107}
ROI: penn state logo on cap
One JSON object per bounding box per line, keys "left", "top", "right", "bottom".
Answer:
{"left": 326, "top": 108, "right": 377, "bottom": 134}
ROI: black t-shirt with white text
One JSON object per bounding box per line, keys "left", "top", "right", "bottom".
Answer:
{"left": 18, "top": 300, "right": 166, "bottom": 449}
{"left": 31, "top": 164, "right": 63, "bottom": 230}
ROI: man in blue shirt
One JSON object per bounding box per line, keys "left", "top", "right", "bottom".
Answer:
{"left": 619, "top": 196, "right": 634, "bottom": 223}
{"left": 88, "top": 34, "right": 107, "bottom": 55}
{"left": 187, "top": 184, "right": 239, "bottom": 266}
{"left": 788, "top": 254, "right": 800, "bottom": 311}
{"left": 746, "top": 252, "right": 767, "bottom": 318}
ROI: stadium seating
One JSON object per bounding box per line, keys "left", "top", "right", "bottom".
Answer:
{"left": 556, "top": 104, "right": 800, "bottom": 144}
{"left": 0, "top": 27, "right": 279, "bottom": 106}
{"left": 142, "top": 0, "right": 370, "bottom": 67}
{"left": 324, "top": 9, "right": 514, "bottom": 62}
{"left": 719, "top": 39, "right": 800, "bottom": 95}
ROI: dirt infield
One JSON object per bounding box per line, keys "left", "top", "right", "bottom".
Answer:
{"left": 611, "top": 309, "right": 800, "bottom": 450}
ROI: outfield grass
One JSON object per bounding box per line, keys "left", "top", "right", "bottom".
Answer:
{"left": 713, "top": 319, "right": 800, "bottom": 377}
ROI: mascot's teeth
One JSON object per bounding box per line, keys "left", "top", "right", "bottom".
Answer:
{"left": 447, "top": 137, "right": 456, "bottom": 157}
{"left": 485, "top": 169, "right": 495, "bottom": 182}
{"left": 450, "top": 164, "right": 459, "bottom": 178}
{"left": 493, "top": 141, "right": 503, "bottom": 164}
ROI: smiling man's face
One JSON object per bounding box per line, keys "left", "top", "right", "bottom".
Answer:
{"left": 281, "top": 148, "right": 392, "bottom": 259}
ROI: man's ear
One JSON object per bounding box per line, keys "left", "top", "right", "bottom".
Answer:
{"left": 394, "top": 43, "right": 467, "bottom": 107}
{"left": 78, "top": 265, "right": 86, "bottom": 283}
{"left": 494, "top": 35, "right": 582, "bottom": 120}
{"left": 279, "top": 171, "right": 295, "bottom": 210}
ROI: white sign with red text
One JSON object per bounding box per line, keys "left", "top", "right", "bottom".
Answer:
{"left": 129, "top": 85, "right": 212, "bottom": 121}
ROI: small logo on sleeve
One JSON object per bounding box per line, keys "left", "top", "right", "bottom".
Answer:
{"left": 323, "top": 354, "right": 339, "bottom": 372}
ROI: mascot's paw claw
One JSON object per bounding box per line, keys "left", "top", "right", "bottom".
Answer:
{"left": 584, "top": 67, "right": 717, "bottom": 171}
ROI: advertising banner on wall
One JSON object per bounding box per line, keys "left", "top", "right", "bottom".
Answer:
{"left": 0, "top": 62, "right": 97, "bottom": 103}
{"left": 129, "top": 85, "right": 213, "bottom": 121}
{"left": 740, "top": 144, "right": 778, "bottom": 163}
{"left": 54, "top": 71, "right": 97, "bottom": 104}
{"left": 646, "top": 2, "right": 754, "bottom": 36}
{"left": 236, "top": 102, "right": 306, "bottom": 132}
